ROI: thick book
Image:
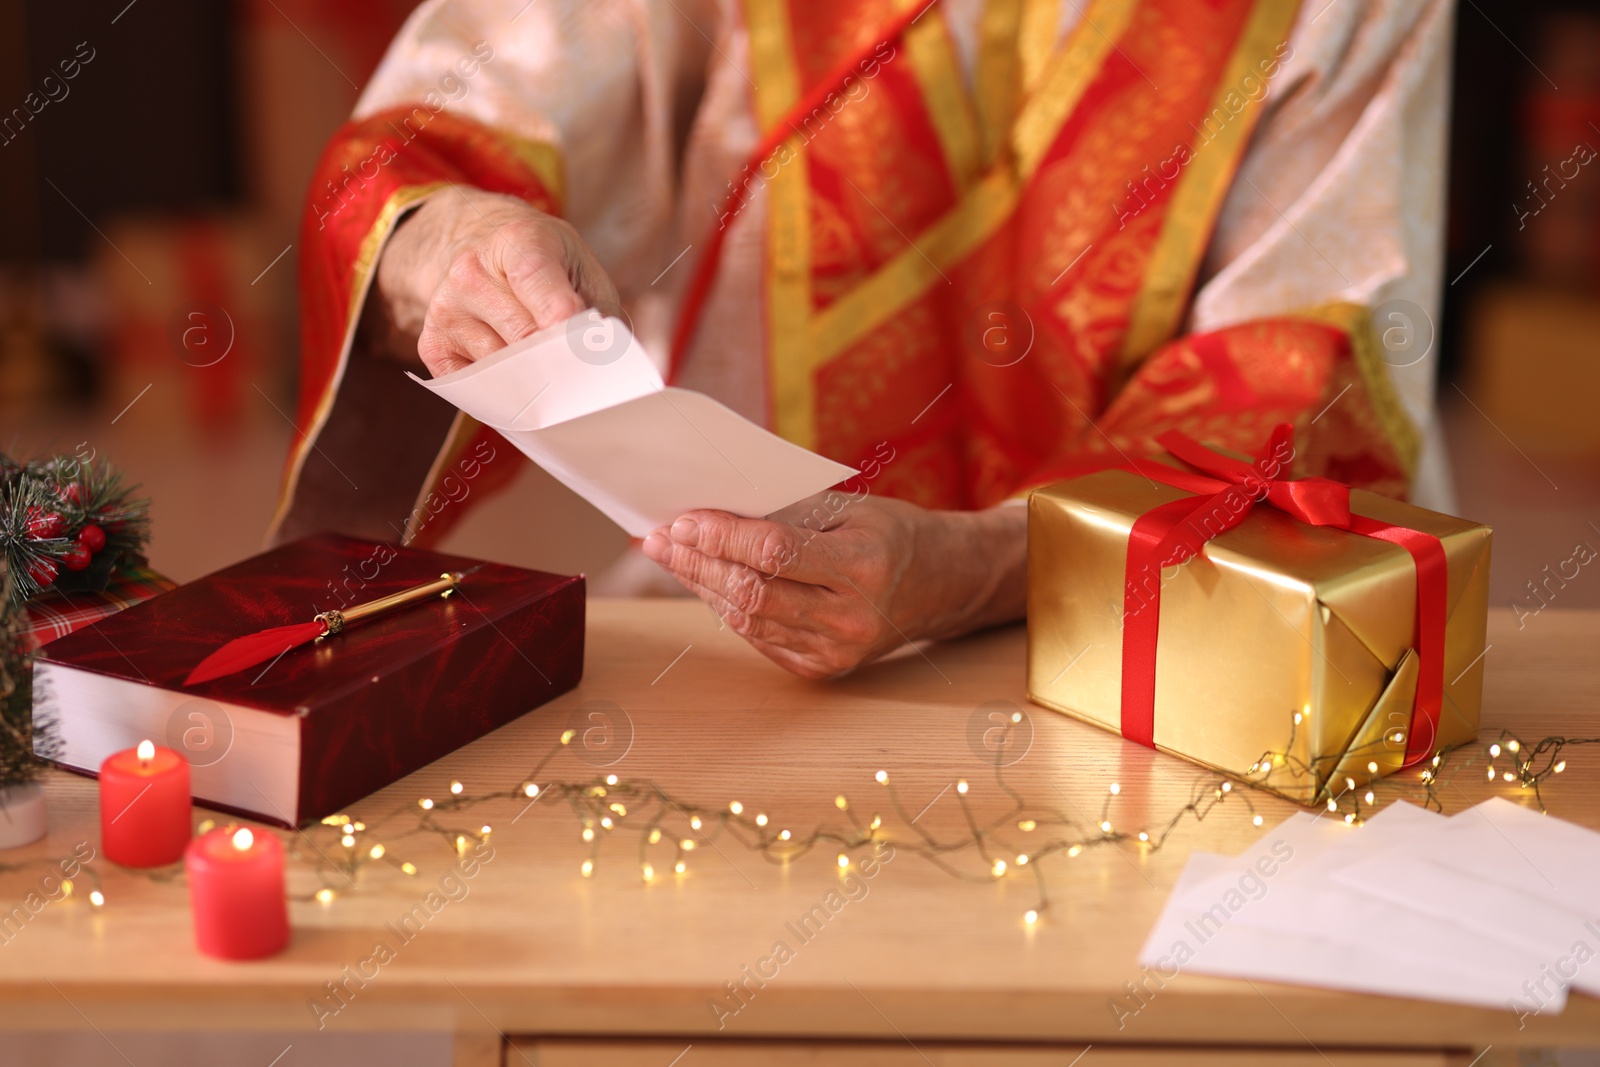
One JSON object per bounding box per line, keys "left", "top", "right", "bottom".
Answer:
{"left": 34, "top": 533, "right": 584, "bottom": 827}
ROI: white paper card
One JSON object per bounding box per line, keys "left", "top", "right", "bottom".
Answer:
{"left": 411, "top": 313, "right": 857, "bottom": 536}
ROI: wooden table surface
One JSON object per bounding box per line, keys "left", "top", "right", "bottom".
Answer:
{"left": 4, "top": 602, "right": 1599, "bottom": 1065}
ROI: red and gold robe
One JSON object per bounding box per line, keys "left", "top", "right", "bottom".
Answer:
{"left": 270, "top": 0, "right": 1454, "bottom": 561}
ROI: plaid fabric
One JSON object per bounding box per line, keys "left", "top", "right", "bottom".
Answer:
{"left": 22, "top": 567, "right": 177, "bottom": 652}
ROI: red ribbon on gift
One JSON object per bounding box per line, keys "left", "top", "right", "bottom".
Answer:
{"left": 1115, "top": 424, "right": 1446, "bottom": 768}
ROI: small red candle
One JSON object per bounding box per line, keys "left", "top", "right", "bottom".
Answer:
{"left": 186, "top": 826, "right": 290, "bottom": 960}
{"left": 99, "top": 740, "right": 192, "bottom": 867}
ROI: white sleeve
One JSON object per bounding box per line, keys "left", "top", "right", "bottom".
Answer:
{"left": 1191, "top": 0, "right": 1457, "bottom": 508}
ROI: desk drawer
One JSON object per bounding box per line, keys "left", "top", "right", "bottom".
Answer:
{"left": 507, "top": 1039, "right": 1465, "bottom": 1066}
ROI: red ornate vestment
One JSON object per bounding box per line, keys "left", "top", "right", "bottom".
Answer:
{"left": 273, "top": 0, "right": 1419, "bottom": 546}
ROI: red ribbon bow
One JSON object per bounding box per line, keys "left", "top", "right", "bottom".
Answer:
{"left": 1115, "top": 424, "right": 1446, "bottom": 769}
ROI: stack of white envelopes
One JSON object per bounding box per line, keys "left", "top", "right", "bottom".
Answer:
{"left": 1139, "top": 798, "right": 1600, "bottom": 1017}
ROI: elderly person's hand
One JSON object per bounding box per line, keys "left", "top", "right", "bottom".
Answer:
{"left": 641, "top": 491, "right": 1027, "bottom": 679}
{"left": 375, "top": 187, "right": 620, "bottom": 376}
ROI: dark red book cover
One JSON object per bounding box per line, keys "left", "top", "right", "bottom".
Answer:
{"left": 35, "top": 533, "right": 584, "bottom": 826}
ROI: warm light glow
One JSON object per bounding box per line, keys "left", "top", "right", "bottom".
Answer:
{"left": 1018, "top": 819, "right": 1037, "bottom": 832}
{"left": 581, "top": 860, "right": 593, "bottom": 877}
{"left": 582, "top": 827, "right": 595, "bottom": 842}
{"left": 1508, "top": 740, "right": 1520, "bottom": 753}
{"left": 1109, "top": 782, "right": 1121, "bottom": 795}
{"left": 837, "top": 854, "right": 850, "bottom": 868}
{"left": 957, "top": 780, "right": 969, "bottom": 795}
{"left": 450, "top": 781, "right": 463, "bottom": 794}
{"left": 1368, "top": 762, "right": 1379, "bottom": 774}
{"left": 1391, "top": 732, "right": 1405, "bottom": 744}
{"left": 523, "top": 783, "right": 539, "bottom": 798}
{"left": 870, "top": 815, "right": 882, "bottom": 830}
{"left": 674, "top": 861, "right": 687, "bottom": 874}
{"left": 1252, "top": 815, "right": 1264, "bottom": 827}
{"left": 1364, "top": 791, "right": 1375, "bottom": 805}
{"left": 370, "top": 845, "right": 385, "bottom": 859}
{"left": 1555, "top": 761, "right": 1567, "bottom": 773}
{"left": 1024, "top": 909, "right": 1039, "bottom": 925}
{"left": 198, "top": 819, "right": 215, "bottom": 835}
{"left": 420, "top": 798, "right": 434, "bottom": 810}
{"left": 729, "top": 801, "right": 744, "bottom": 815}
{"left": 1017, "top": 854, "right": 1030, "bottom": 865}
{"left": 136, "top": 740, "right": 155, "bottom": 762}
{"left": 341, "top": 834, "right": 355, "bottom": 848}
{"left": 1067, "top": 844, "right": 1083, "bottom": 858}
{"left": 875, "top": 770, "right": 888, "bottom": 784}
{"left": 600, "top": 817, "right": 614, "bottom": 830}
{"left": 690, "top": 816, "right": 703, "bottom": 830}
{"left": 1344, "top": 813, "right": 1356, "bottom": 824}
{"left": 642, "top": 864, "right": 654, "bottom": 882}
{"left": 1293, "top": 712, "right": 1302, "bottom": 725}
{"left": 1503, "top": 772, "right": 1515, "bottom": 782}
{"left": 1137, "top": 831, "right": 1149, "bottom": 842}
{"left": 681, "top": 839, "right": 697, "bottom": 851}
{"left": 1221, "top": 782, "right": 1232, "bottom": 793}
{"left": 560, "top": 729, "right": 576, "bottom": 745}
{"left": 778, "top": 830, "right": 791, "bottom": 841}
{"left": 755, "top": 813, "right": 768, "bottom": 827}
{"left": 992, "top": 859, "right": 1007, "bottom": 877}
{"left": 1011, "top": 712, "right": 1022, "bottom": 724}
{"left": 401, "top": 862, "right": 417, "bottom": 876}
{"left": 835, "top": 795, "right": 849, "bottom": 810}
{"left": 89, "top": 890, "right": 105, "bottom": 907}
{"left": 315, "top": 888, "right": 334, "bottom": 904}
{"left": 1490, "top": 744, "right": 1502, "bottom": 758}
{"left": 648, "top": 828, "right": 662, "bottom": 844}
{"left": 480, "top": 825, "right": 492, "bottom": 836}
{"left": 609, "top": 803, "right": 627, "bottom": 817}
{"left": 232, "top": 828, "right": 254, "bottom": 851}
{"left": 1326, "top": 799, "right": 1338, "bottom": 812}
{"left": 1344, "top": 777, "right": 1355, "bottom": 791}
{"left": 606, "top": 774, "right": 619, "bottom": 786}
{"left": 1099, "top": 820, "right": 1112, "bottom": 833}
{"left": 1487, "top": 767, "right": 1496, "bottom": 780}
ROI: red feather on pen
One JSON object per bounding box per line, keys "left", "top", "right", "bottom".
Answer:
{"left": 183, "top": 620, "right": 328, "bottom": 686}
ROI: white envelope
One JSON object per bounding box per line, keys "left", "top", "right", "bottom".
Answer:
{"left": 411, "top": 313, "right": 858, "bottom": 537}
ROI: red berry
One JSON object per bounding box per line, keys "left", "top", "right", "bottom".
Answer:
{"left": 77, "top": 523, "right": 107, "bottom": 552}
{"left": 58, "top": 482, "right": 84, "bottom": 505}
{"left": 62, "top": 545, "right": 93, "bottom": 571}
{"left": 27, "top": 558, "right": 58, "bottom": 586}
{"left": 25, "top": 507, "right": 64, "bottom": 539}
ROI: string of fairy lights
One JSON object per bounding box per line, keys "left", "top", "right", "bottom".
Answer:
{"left": 7, "top": 722, "right": 1598, "bottom": 925}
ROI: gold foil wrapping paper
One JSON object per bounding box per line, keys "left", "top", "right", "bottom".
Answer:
{"left": 1026, "top": 468, "right": 1492, "bottom": 804}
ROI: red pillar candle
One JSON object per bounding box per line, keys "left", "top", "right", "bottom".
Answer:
{"left": 186, "top": 827, "right": 290, "bottom": 960}
{"left": 99, "top": 740, "right": 192, "bottom": 867}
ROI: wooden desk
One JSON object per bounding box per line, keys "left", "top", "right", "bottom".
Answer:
{"left": 4, "top": 602, "right": 1599, "bottom": 1066}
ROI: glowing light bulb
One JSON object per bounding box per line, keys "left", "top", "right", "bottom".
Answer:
{"left": 778, "top": 830, "right": 790, "bottom": 841}
{"left": 1344, "top": 777, "right": 1355, "bottom": 791}
{"left": 232, "top": 828, "right": 254, "bottom": 851}
{"left": 600, "top": 817, "right": 614, "bottom": 830}
{"left": 690, "top": 816, "right": 703, "bottom": 830}
{"left": 1024, "top": 909, "right": 1039, "bottom": 925}
{"left": 1489, "top": 744, "right": 1502, "bottom": 758}
{"left": 1364, "top": 792, "right": 1374, "bottom": 805}
{"left": 1293, "top": 712, "right": 1302, "bottom": 725}
{"left": 89, "top": 890, "right": 105, "bottom": 907}
{"left": 560, "top": 729, "right": 576, "bottom": 744}
{"left": 1252, "top": 815, "right": 1264, "bottom": 827}
{"left": 1344, "top": 813, "right": 1356, "bottom": 824}
{"left": 681, "top": 839, "right": 697, "bottom": 851}
{"left": 835, "top": 795, "right": 849, "bottom": 810}
{"left": 582, "top": 827, "right": 595, "bottom": 842}
{"left": 755, "top": 813, "right": 768, "bottom": 827}
{"left": 837, "top": 854, "right": 850, "bottom": 868}
{"left": 875, "top": 770, "right": 888, "bottom": 784}
{"left": 369, "top": 844, "right": 385, "bottom": 859}
{"left": 729, "top": 801, "right": 743, "bottom": 815}
{"left": 1221, "top": 782, "right": 1232, "bottom": 793}
{"left": 1099, "top": 820, "right": 1112, "bottom": 833}
{"left": 1018, "top": 819, "right": 1036, "bottom": 832}
{"left": 1367, "top": 762, "right": 1379, "bottom": 774}
{"left": 992, "top": 859, "right": 1007, "bottom": 877}
{"left": 341, "top": 834, "right": 355, "bottom": 848}
{"left": 1011, "top": 712, "right": 1022, "bottom": 724}
{"left": 1503, "top": 772, "right": 1515, "bottom": 782}
{"left": 648, "top": 828, "right": 662, "bottom": 844}
{"left": 420, "top": 798, "right": 434, "bottom": 810}
{"left": 609, "top": 803, "right": 627, "bottom": 817}
{"left": 606, "top": 774, "right": 619, "bottom": 786}
{"left": 642, "top": 864, "right": 654, "bottom": 882}
{"left": 480, "top": 824, "right": 492, "bottom": 836}
{"left": 315, "top": 888, "right": 334, "bottom": 904}
{"left": 581, "top": 860, "right": 593, "bottom": 877}
{"left": 1326, "top": 799, "right": 1338, "bottom": 812}
{"left": 957, "top": 780, "right": 969, "bottom": 795}
{"left": 1508, "top": 740, "right": 1520, "bottom": 753}
{"left": 1109, "top": 782, "right": 1121, "bottom": 795}
{"left": 1067, "top": 844, "right": 1083, "bottom": 857}
{"left": 401, "top": 862, "right": 417, "bottom": 876}
{"left": 523, "top": 783, "right": 539, "bottom": 798}
{"left": 450, "top": 781, "right": 463, "bottom": 794}
{"left": 675, "top": 861, "right": 687, "bottom": 874}
{"left": 1487, "top": 767, "right": 1496, "bottom": 781}
{"left": 870, "top": 815, "right": 882, "bottom": 830}
{"left": 1016, "top": 854, "right": 1029, "bottom": 865}
{"left": 1555, "top": 761, "right": 1567, "bottom": 773}
{"left": 136, "top": 740, "right": 155, "bottom": 762}
{"left": 1137, "top": 831, "right": 1149, "bottom": 842}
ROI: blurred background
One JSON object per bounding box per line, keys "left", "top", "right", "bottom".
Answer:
{"left": 1, "top": 0, "right": 1598, "bottom": 614}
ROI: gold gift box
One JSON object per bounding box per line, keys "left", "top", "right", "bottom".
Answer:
{"left": 1026, "top": 467, "right": 1492, "bottom": 804}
